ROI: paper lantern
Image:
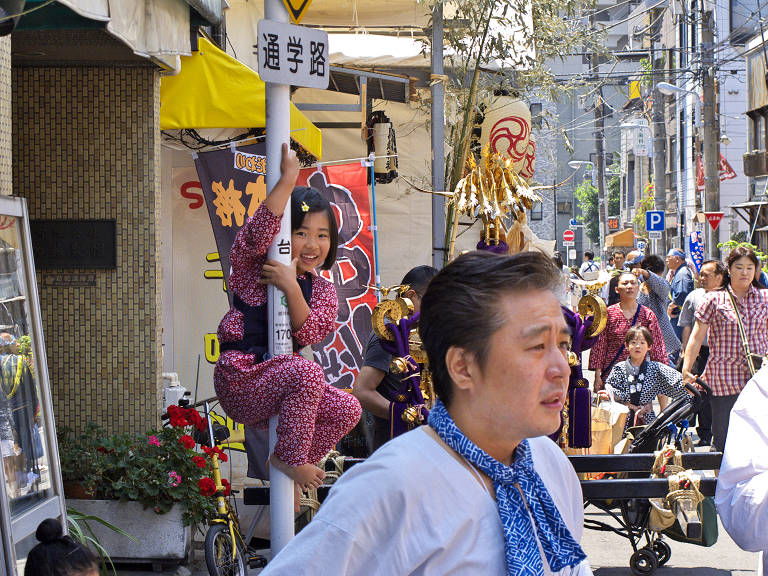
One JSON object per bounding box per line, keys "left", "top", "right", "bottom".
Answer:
{"left": 479, "top": 96, "right": 531, "bottom": 173}
{"left": 519, "top": 134, "right": 536, "bottom": 182}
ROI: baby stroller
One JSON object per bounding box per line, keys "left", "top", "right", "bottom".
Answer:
{"left": 582, "top": 380, "right": 713, "bottom": 576}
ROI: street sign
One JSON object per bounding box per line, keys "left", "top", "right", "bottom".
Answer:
{"left": 648, "top": 231, "right": 662, "bottom": 239}
{"left": 637, "top": 240, "right": 647, "bottom": 252}
{"left": 282, "top": 0, "right": 314, "bottom": 24}
{"left": 563, "top": 241, "right": 575, "bottom": 247}
{"left": 568, "top": 249, "right": 577, "bottom": 260}
{"left": 569, "top": 218, "right": 582, "bottom": 227}
{"left": 257, "top": 20, "right": 329, "bottom": 89}
{"left": 704, "top": 212, "right": 724, "bottom": 231}
{"left": 646, "top": 210, "right": 665, "bottom": 232}
{"left": 607, "top": 216, "right": 620, "bottom": 231}
{"left": 563, "top": 229, "right": 575, "bottom": 242}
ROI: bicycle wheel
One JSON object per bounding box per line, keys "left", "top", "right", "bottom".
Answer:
{"left": 205, "top": 523, "right": 247, "bottom": 576}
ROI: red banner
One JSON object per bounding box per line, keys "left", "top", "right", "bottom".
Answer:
{"left": 696, "top": 154, "right": 738, "bottom": 191}
{"left": 298, "top": 164, "right": 378, "bottom": 389}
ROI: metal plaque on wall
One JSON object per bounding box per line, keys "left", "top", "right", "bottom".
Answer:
{"left": 30, "top": 219, "right": 117, "bottom": 269}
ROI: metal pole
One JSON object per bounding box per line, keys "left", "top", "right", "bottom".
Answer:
{"left": 651, "top": 6, "right": 667, "bottom": 254}
{"left": 590, "top": 39, "right": 607, "bottom": 257}
{"left": 702, "top": 8, "right": 720, "bottom": 258}
{"left": 431, "top": 1, "right": 446, "bottom": 269}
{"left": 265, "top": 0, "right": 295, "bottom": 553}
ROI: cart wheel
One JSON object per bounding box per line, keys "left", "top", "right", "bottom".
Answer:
{"left": 652, "top": 539, "right": 671, "bottom": 566}
{"left": 630, "top": 548, "right": 658, "bottom": 576}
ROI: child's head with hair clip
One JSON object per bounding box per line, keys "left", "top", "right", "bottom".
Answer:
{"left": 25, "top": 518, "right": 99, "bottom": 576}
{"left": 289, "top": 187, "right": 338, "bottom": 273}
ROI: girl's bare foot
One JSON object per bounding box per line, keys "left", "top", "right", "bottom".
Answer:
{"left": 269, "top": 454, "right": 325, "bottom": 491}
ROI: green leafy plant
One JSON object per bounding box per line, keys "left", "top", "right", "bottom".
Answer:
{"left": 632, "top": 181, "right": 656, "bottom": 236}
{"left": 574, "top": 180, "right": 600, "bottom": 245}
{"left": 59, "top": 407, "right": 223, "bottom": 526}
{"left": 718, "top": 239, "right": 768, "bottom": 274}
{"left": 67, "top": 506, "right": 137, "bottom": 575}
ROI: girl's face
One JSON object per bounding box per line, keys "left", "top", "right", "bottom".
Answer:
{"left": 627, "top": 336, "right": 649, "bottom": 364}
{"left": 292, "top": 211, "right": 332, "bottom": 275}
{"left": 730, "top": 256, "right": 756, "bottom": 290}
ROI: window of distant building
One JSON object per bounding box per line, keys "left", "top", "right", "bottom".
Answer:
{"left": 530, "top": 201, "right": 543, "bottom": 221}
{"left": 530, "top": 102, "right": 543, "bottom": 128}
{"left": 730, "top": 0, "right": 759, "bottom": 44}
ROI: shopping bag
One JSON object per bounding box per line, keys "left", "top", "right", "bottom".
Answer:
{"left": 606, "top": 401, "right": 629, "bottom": 448}
{"left": 590, "top": 402, "right": 613, "bottom": 455}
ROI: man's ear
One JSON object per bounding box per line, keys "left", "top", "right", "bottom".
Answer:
{"left": 445, "top": 346, "right": 477, "bottom": 393}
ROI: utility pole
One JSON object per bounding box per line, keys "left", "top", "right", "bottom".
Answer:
{"left": 702, "top": 7, "right": 720, "bottom": 258}
{"left": 590, "top": 46, "right": 608, "bottom": 256}
{"left": 651, "top": 6, "right": 667, "bottom": 252}
{"left": 431, "top": 1, "right": 446, "bottom": 269}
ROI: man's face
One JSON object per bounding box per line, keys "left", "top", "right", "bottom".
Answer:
{"left": 699, "top": 263, "right": 723, "bottom": 292}
{"left": 666, "top": 252, "right": 682, "bottom": 271}
{"left": 468, "top": 290, "right": 570, "bottom": 453}
{"left": 613, "top": 253, "right": 626, "bottom": 269}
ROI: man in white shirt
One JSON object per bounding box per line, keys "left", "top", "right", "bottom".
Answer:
{"left": 579, "top": 250, "right": 599, "bottom": 280}
{"left": 715, "top": 366, "right": 768, "bottom": 575}
{"left": 262, "top": 251, "right": 592, "bottom": 576}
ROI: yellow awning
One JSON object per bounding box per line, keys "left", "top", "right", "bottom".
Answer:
{"left": 160, "top": 37, "right": 322, "bottom": 158}
{"left": 605, "top": 228, "right": 635, "bottom": 248}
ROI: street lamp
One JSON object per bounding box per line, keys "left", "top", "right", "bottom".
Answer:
{"left": 657, "top": 82, "right": 701, "bottom": 127}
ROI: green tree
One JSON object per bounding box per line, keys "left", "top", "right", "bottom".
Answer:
{"left": 633, "top": 183, "right": 655, "bottom": 236}
{"left": 423, "top": 0, "right": 607, "bottom": 262}
{"left": 574, "top": 181, "right": 599, "bottom": 245}
{"left": 607, "top": 154, "right": 620, "bottom": 218}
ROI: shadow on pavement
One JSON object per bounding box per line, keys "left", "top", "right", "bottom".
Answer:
{"left": 596, "top": 569, "right": 740, "bottom": 576}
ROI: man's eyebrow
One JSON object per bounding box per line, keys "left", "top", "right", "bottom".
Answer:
{"left": 521, "top": 324, "right": 572, "bottom": 339}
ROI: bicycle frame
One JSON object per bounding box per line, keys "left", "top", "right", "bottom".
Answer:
{"left": 205, "top": 401, "right": 248, "bottom": 565}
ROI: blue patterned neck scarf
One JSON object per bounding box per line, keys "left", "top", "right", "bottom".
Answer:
{"left": 428, "top": 400, "right": 586, "bottom": 575}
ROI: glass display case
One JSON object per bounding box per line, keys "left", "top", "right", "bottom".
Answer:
{"left": 0, "top": 196, "right": 65, "bottom": 575}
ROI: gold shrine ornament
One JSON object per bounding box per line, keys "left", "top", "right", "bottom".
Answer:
{"left": 371, "top": 297, "right": 414, "bottom": 341}
{"left": 578, "top": 293, "right": 608, "bottom": 339}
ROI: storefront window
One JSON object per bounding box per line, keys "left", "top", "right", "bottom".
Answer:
{"left": 0, "top": 216, "right": 53, "bottom": 517}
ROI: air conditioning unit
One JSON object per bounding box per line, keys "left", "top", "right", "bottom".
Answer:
{"left": 743, "top": 150, "right": 768, "bottom": 177}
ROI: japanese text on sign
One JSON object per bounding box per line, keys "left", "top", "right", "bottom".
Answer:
{"left": 256, "top": 19, "right": 330, "bottom": 89}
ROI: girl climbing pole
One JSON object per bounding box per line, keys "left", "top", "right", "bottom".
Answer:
{"left": 214, "top": 143, "right": 361, "bottom": 492}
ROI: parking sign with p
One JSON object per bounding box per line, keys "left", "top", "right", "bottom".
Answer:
{"left": 646, "top": 210, "right": 664, "bottom": 232}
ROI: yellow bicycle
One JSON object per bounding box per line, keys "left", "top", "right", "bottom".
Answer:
{"left": 189, "top": 399, "right": 267, "bottom": 576}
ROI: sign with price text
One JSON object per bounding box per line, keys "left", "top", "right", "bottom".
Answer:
{"left": 257, "top": 19, "right": 329, "bottom": 89}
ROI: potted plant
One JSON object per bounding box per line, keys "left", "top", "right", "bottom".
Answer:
{"left": 59, "top": 406, "right": 228, "bottom": 564}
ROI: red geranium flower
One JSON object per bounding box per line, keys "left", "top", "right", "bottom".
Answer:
{"left": 178, "top": 435, "right": 195, "bottom": 450}
{"left": 198, "top": 477, "right": 216, "bottom": 497}
{"left": 192, "top": 455, "right": 207, "bottom": 469}
{"left": 167, "top": 405, "right": 191, "bottom": 428}
{"left": 221, "top": 478, "right": 231, "bottom": 496}
{"left": 202, "top": 446, "right": 228, "bottom": 462}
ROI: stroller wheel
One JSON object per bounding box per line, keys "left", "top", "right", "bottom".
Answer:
{"left": 651, "top": 539, "right": 671, "bottom": 566}
{"left": 630, "top": 548, "right": 659, "bottom": 576}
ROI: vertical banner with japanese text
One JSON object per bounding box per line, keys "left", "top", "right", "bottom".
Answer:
{"left": 193, "top": 146, "right": 376, "bottom": 387}
{"left": 298, "top": 165, "right": 377, "bottom": 389}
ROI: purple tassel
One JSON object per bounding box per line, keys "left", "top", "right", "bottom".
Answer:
{"left": 568, "top": 382, "right": 592, "bottom": 448}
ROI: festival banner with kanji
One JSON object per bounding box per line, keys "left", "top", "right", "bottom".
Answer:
{"left": 194, "top": 142, "right": 268, "bottom": 303}
{"left": 194, "top": 146, "right": 377, "bottom": 387}
{"left": 298, "top": 165, "right": 378, "bottom": 389}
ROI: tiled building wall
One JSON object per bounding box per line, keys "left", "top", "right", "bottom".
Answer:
{"left": 11, "top": 66, "right": 163, "bottom": 434}
{"left": 0, "top": 38, "right": 11, "bottom": 197}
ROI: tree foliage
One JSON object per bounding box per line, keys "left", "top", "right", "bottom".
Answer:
{"left": 420, "top": 0, "right": 607, "bottom": 261}
{"left": 574, "top": 181, "right": 600, "bottom": 245}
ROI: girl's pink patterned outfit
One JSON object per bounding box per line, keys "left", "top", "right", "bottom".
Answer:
{"left": 214, "top": 204, "right": 361, "bottom": 466}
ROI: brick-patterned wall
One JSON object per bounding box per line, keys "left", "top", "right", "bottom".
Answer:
{"left": 0, "top": 38, "right": 11, "bottom": 197}
{"left": 11, "top": 67, "right": 162, "bottom": 434}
